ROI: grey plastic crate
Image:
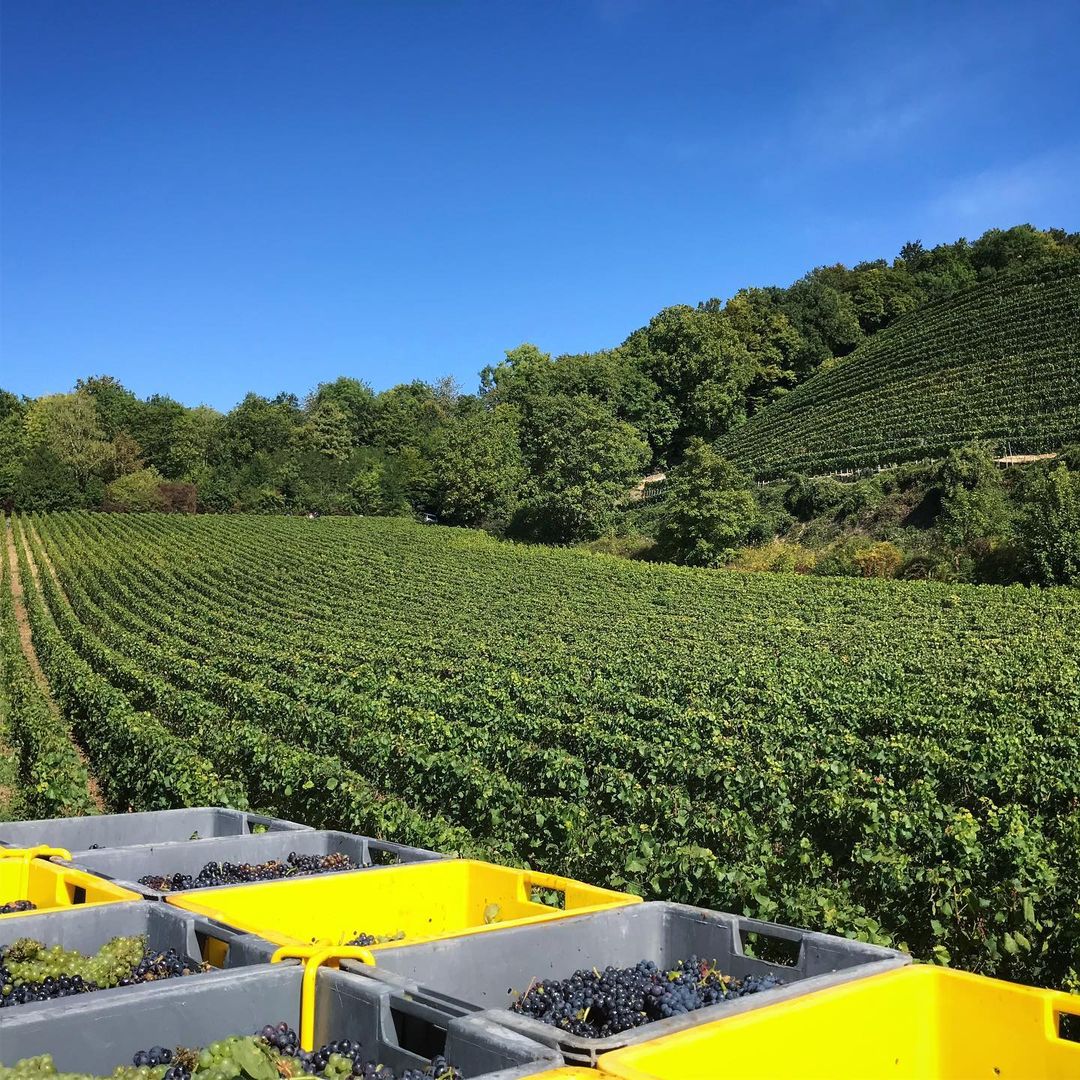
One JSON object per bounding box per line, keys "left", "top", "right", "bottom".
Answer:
{"left": 0, "top": 807, "right": 311, "bottom": 851}
{"left": 0, "top": 901, "right": 276, "bottom": 1018}
{"left": 341, "top": 901, "right": 912, "bottom": 1066}
{"left": 59, "top": 830, "right": 447, "bottom": 899}
{"left": 0, "top": 963, "right": 563, "bottom": 1079}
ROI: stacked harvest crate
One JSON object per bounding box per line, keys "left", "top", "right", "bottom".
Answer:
{"left": 0, "top": 808, "right": 1075, "bottom": 1079}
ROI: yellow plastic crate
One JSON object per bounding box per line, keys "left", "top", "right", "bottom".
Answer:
{"left": 595, "top": 965, "right": 1080, "bottom": 1080}
{"left": 0, "top": 847, "right": 140, "bottom": 917}
{"left": 166, "top": 859, "right": 639, "bottom": 949}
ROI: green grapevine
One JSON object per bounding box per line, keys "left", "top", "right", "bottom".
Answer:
{"left": 8, "top": 509, "right": 1080, "bottom": 992}
{"left": 718, "top": 261, "right": 1080, "bottom": 477}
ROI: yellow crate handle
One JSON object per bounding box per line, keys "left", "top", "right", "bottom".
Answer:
{"left": 0, "top": 846, "right": 72, "bottom": 862}
{"left": 270, "top": 944, "right": 377, "bottom": 1050}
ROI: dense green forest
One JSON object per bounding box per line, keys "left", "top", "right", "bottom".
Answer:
{"left": 3, "top": 223, "right": 1079, "bottom": 584}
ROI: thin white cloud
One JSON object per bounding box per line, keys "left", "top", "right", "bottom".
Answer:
{"left": 774, "top": 12, "right": 1007, "bottom": 172}
{"left": 928, "top": 148, "right": 1080, "bottom": 230}
{"left": 789, "top": 71, "right": 959, "bottom": 166}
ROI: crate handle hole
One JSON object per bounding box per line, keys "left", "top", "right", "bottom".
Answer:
{"left": 1060, "top": 1012, "right": 1080, "bottom": 1044}
{"left": 391, "top": 1007, "right": 447, "bottom": 1059}
{"left": 368, "top": 847, "right": 401, "bottom": 867}
{"left": 740, "top": 930, "right": 800, "bottom": 966}
{"left": 197, "top": 932, "right": 231, "bottom": 969}
{"left": 529, "top": 885, "right": 566, "bottom": 909}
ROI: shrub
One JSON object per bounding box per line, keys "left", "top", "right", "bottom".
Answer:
{"left": 784, "top": 475, "right": 847, "bottom": 520}
{"left": 852, "top": 541, "right": 904, "bottom": 578}
{"left": 104, "top": 467, "right": 167, "bottom": 512}
{"left": 813, "top": 536, "right": 873, "bottom": 577}
{"left": 899, "top": 553, "right": 956, "bottom": 582}
{"left": 579, "top": 534, "right": 657, "bottom": 561}
{"left": 730, "top": 540, "right": 818, "bottom": 574}
{"left": 159, "top": 482, "right": 197, "bottom": 513}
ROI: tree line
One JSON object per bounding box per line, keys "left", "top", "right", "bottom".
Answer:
{"left": 2, "top": 223, "right": 1078, "bottom": 567}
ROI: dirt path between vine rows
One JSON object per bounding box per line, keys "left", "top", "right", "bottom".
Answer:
{"left": 6, "top": 525, "right": 52, "bottom": 687}
{"left": 25, "top": 522, "right": 66, "bottom": 598}
{"left": 5, "top": 519, "right": 107, "bottom": 812}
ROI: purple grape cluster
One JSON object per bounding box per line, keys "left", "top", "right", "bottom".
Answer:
{"left": 511, "top": 956, "right": 784, "bottom": 1037}
{"left": 139, "top": 851, "right": 357, "bottom": 892}
{"left": 0, "top": 900, "right": 36, "bottom": 915}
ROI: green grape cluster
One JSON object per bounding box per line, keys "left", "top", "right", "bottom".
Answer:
{"left": 2, "top": 936, "right": 146, "bottom": 989}
{"left": 0, "top": 1057, "right": 163, "bottom": 1080}
{"left": 188, "top": 1036, "right": 281, "bottom": 1080}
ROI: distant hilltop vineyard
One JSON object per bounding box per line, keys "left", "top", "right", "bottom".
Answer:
{"left": 717, "top": 260, "right": 1080, "bottom": 479}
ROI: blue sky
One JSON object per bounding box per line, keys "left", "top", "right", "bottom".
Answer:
{"left": 3, "top": 0, "right": 1078, "bottom": 411}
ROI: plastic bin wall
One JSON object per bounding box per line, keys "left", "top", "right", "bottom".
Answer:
{"left": 59, "top": 830, "right": 447, "bottom": 899}
{"left": 0, "top": 808, "right": 310, "bottom": 851}
{"left": 341, "top": 901, "right": 910, "bottom": 1066}
{"left": 0, "top": 902, "right": 269, "bottom": 1016}
{"left": 0, "top": 964, "right": 564, "bottom": 1080}
{"left": 593, "top": 966, "right": 1080, "bottom": 1080}
{"left": 0, "top": 852, "right": 139, "bottom": 917}
{"left": 166, "top": 859, "right": 640, "bottom": 950}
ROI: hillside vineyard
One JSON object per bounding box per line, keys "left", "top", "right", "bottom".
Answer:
{"left": 4, "top": 513, "right": 1080, "bottom": 991}
{"left": 719, "top": 261, "right": 1080, "bottom": 478}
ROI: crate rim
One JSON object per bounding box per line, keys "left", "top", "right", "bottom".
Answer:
{"left": 162, "top": 858, "right": 641, "bottom": 949}
{"left": 52, "top": 829, "right": 449, "bottom": 900}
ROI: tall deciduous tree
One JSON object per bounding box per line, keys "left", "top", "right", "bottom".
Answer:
{"left": 1025, "top": 465, "right": 1080, "bottom": 584}
{"left": 109, "top": 431, "right": 145, "bottom": 477}
{"left": 301, "top": 400, "right": 352, "bottom": 462}
{"left": 479, "top": 343, "right": 552, "bottom": 403}
{"left": 24, "top": 391, "right": 110, "bottom": 486}
{"left": 170, "top": 405, "right": 222, "bottom": 480}
{"left": 938, "top": 444, "right": 1012, "bottom": 550}
{"left": 433, "top": 405, "right": 525, "bottom": 528}
{"left": 778, "top": 277, "right": 864, "bottom": 378}
{"left": 221, "top": 393, "right": 298, "bottom": 464}
{"left": 657, "top": 440, "right": 758, "bottom": 566}
{"left": 78, "top": 375, "right": 141, "bottom": 439}
{"left": 720, "top": 289, "right": 804, "bottom": 412}
{"left": 130, "top": 394, "right": 191, "bottom": 476}
{"left": 0, "top": 391, "right": 28, "bottom": 507}
{"left": 514, "top": 395, "right": 650, "bottom": 544}
{"left": 630, "top": 305, "right": 756, "bottom": 452}
{"left": 309, "top": 377, "right": 376, "bottom": 445}
{"left": 370, "top": 381, "right": 440, "bottom": 454}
